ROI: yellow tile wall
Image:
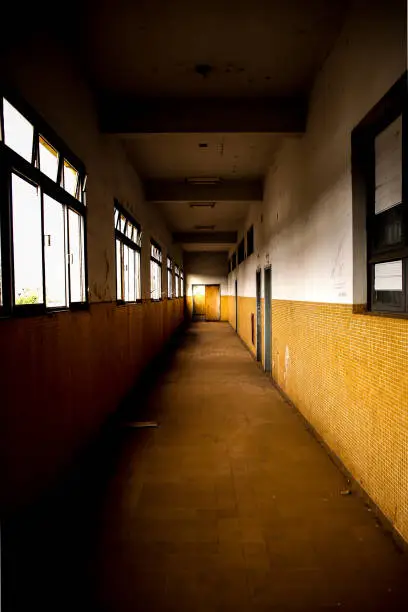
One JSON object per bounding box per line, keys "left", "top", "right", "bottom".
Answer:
{"left": 232, "top": 298, "right": 408, "bottom": 542}
{"left": 269, "top": 300, "right": 408, "bottom": 543}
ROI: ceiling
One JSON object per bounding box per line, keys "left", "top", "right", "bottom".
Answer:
{"left": 81, "top": 0, "right": 348, "bottom": 253}
{"left": 84, "top": 0, "right": 346, "bottom": 98}
{"left": 123, "top": 133, "right": 281, "bottom": 180}
{"left": 156, "top": 200, "right": 250, "bottom": 231}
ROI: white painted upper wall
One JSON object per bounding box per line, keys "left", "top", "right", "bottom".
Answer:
{"left": 0, "top": 37, "right": 182, "bottom": 303}
{"left": 185, "top": 252, "right": 229, "bottom": 296}
{"left": 229, "top": 0, "right": 406, "bottom": 304}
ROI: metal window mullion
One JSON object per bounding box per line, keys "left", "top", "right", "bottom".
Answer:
{"left": 40, "top": 188, "right": 47, "bottom": 307}
{"left": 121, "top": 240, "right": 125, "bottom": 301}
{"left": 66, "top": 206, "right": 72, "bottom": 305}
{"left": 0, "top": 160, "right": 12, "bottom": 313}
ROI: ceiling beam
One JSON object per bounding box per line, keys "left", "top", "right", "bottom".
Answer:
{"left": 99, "top": 96, "right": 307, "bottom": 133}
{"left": 145, "top": 179, "right": 263, "bottom": 202}
{"left": 173, "top": 231, "right": 237, "bottom": 244}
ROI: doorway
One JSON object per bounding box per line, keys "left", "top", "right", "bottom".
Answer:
{"left": 256, "top": 268, "right": 262, "bottom": 362}
{"left": 192, "top": 285, "right": 206, "bottom": 320}
{"left": 192, "top": 284, "right": 221, "bottom": 321}
{"left": 264, "top": 267, "right": 272, "bottom": 373}
{"left": 205, "top": 285, "right": 221, "bottom": 321}
{"left": 235, "top": 279, "right": 238, "bottom": 331}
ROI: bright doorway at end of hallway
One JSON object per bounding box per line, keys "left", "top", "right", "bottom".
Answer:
{"left": 192, "top": 284, "right": 221, "bottom": 321}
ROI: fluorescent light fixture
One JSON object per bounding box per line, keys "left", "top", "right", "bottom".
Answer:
{"left": 186, "top": 177, "right": 221, "bottom": 185}
{"left": 189, "top": 202, "right": 216, "bottom": 208}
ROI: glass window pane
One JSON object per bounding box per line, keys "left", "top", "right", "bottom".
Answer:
{"left": 151, "top": 259, "right": 162, "bottom": 299}
{"left": 39, "top": 136, "right": 59, "bottom": 181}
{"left": 64, "top": 160, "right": 79, "bottom": 198}
{"left": 127, "top": 223, "right": 133, "bottom": 240}
{"left": 116, "top": 239, "right": 122, "bottom": 300}
{"left": 128, "top": 248, "right": 136, "bottom": 301}
{"left": 120, "top": 215, "right": 126, "bottom": 233}
{"left": 68, "top": 208, "right": 85, "bottom": 302}
{"left": 12, "top": 174, "right": 43, "bottom": 305}
{"left": 135, "top": 250, "right": 141, "bottom": 300}
{"left": 168, "top": 269, "right": 172, "bottom": 298}
{"left": 0, "top": 226, "right": 2, "bottom": 306}
{"left": 114, "top": 208, "right": 119, "bottom": 229}
{"left": 123, "top": 244, "right": 129, "bottom": 301}
{"left": 44, "top": 195, "right": 67, "bottom": 307}
{"left": 374, "top": 260, "right": 403, "bottom": 291}
{"left": 375, "top": 116, "right": 402, "bottom": 214}
{"left": 3, "top": 99, "right": 34, "bottom": 162}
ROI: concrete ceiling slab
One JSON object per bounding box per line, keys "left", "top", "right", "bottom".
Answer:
{"left": 155, "top": 200, "right": 250, "bottom": 232}
{"left": 125, "top": 133, "right": 282, "bottom": 180}
{"left": 84, "top": 0, "right": 347, "bottom": 98}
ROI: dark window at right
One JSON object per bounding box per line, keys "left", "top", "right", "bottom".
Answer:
{"left": 247, "top": 225, "right": 254, "bottom": 257}
{"left": 237, "top": 238, "right": 245, "bottom": 265}
{"left": 352, "top": 73, "right": 407, "bottom": 314}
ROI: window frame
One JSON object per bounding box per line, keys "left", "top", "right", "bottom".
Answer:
{"left": 352, "top": 73, "right": 407, "bottom": 315}
{"left": 114, "top": 199, "right": 142, "bottom": 305}
{"left": 246, "top": 225, "right": 254, "bottom": 257}
{"left": 167, "top": 256, "right": 173, "bottom": 299}
{"left": 0, "top": 90, "right": 88, "bottom": 317}
{"left": 150, "top": 239, "right": 162, "bottom": 301}
{"left": 180, "top": 269, "right": 184, "bottom": 297}
{"left": 174, "top": 265, "right": 180, "bottom": 298}
{"left": 237, "top": 238, "right": 245, "bottom": 265}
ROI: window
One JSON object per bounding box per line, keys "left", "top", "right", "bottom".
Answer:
{"left": 0, "top": 94, "right": 87, "bottom": 314}
{"left": 352, "top": 74, "right": 407, "bottom": 313}
{"left": 247, "top": 225, "right": 254, "bottom": 257}
{"left": 180, "top": 269, "right": 184, "bottom": 297}
{"left": 237, "top": 238, "right": 245, "bottom": 265}
{"left": 174, "top": 265, "right": 180, "bottom": 298}
{"left": 150, "top": 241, "right": 162, "bottom": 300}
{"left": 167, "top": 257, "right": 173, "bottom": 298}
{"left": 114, "top": 201, "right": 142, "bottom": 303}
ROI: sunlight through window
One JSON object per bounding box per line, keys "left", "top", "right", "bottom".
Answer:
{"left": 3, "top": 99, "right": 34, "bottom": 162}
{"left": 12, "top": 174, "right": 43, "bottom": 305}
{"left": 64, "top": 159, "right": 79, "bottom": 198}
{"left": 39, "top": 136, "right": 59, "bottom": 182}
{"left": 68, "top": 208, "right": 85, "bottom": 302}
{"left": 44, "top": 195, "right": 67, "bottom": 307}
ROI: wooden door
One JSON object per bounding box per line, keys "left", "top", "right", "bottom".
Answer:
{"left": 192, "top": 285, "right": 206, "bottom": 320}
{"left": 205, "top": 285, "right": 221, "bottom": 321}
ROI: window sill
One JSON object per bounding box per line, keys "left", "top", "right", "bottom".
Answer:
{"left": 353, "top": 305, "right": 408, "bottom": 320}
{"left": 0, "top": 303, "right": 89, "bottom": 320}
{"left": 116, "top": 300, "right": 142, "bottom": 306}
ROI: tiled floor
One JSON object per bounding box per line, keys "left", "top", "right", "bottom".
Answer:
{"left": 4, "top": 322, "right": 408, "bottom": 611}
{"left": 93, "top": 323, "right": 408, "bottom": 611}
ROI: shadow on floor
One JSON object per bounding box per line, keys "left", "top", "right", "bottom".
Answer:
{"left": 1, "top": 322, "right": 192, "bottom": 612}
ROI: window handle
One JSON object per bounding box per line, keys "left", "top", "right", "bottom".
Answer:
{"left": 45, "top": 234, "right": 52, "bottom": 247}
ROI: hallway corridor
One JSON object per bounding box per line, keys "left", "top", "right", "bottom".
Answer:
{"left": 4, "top": 322, "right": 408, "bottom": 611}
{"left": 87, "top": 323, "right": 407, "bottom": 611}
